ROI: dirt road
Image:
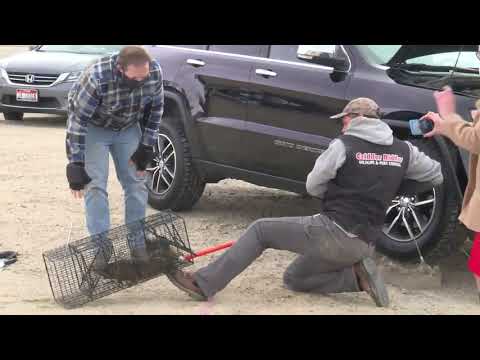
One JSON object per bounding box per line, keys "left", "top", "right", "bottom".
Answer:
{"left": 0, "top": 46, "right": 479, "bottom": 314}
{"left": 0, "top": 116, "right": 478, "bottom": 314}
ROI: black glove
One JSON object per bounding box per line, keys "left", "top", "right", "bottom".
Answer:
{"left": 66, "top": 162, "right": 92, "bottom": 190}
{"left": 130, "top": 143, "right": 155, "bottom": 171}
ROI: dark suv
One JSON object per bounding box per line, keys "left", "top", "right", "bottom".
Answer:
{"left": 144, "top": 45, "right": 479, "bottom": 263}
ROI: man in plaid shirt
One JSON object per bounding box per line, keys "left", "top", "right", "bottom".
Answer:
{"left": 66, "top": 45, "right": 164, "bottom": 261}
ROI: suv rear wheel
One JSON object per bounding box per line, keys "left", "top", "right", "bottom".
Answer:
{"left": 147, "top": 119, "right": 206, "bottom": 211}
{"left": 376, "top": 139, "right": 462, "bottom": 264}
{"left": 3, "top": 111, "right": 24, "bottom": 121}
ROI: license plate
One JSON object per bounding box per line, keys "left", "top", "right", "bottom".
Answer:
{"left": 16, "top": 89, "right": 38, "bottom": 102}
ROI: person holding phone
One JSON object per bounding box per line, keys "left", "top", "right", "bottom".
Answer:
{"left": 422, "top": 87, "right": 480, "bottom": 301}
{"left": 167, "top": 98, "right": 443, "bottom": 307}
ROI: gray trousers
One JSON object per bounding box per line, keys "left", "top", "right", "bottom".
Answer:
{"left": 194, "top": 213, "right": 374, "bottom": 298}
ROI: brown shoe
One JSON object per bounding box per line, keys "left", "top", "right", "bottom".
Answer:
{"left": 354, "top": 257, "right": 389, "bottom": 308}
{"left": 167, "top": 270, "right": 208, "bottom": 301}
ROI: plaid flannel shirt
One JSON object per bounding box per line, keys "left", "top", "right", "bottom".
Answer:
{"left": 66, "top": 53, "right": 164, "bottom": 163}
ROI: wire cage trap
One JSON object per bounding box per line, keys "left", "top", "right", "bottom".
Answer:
{"left": 43, "top": 211, "right": 194, "bottom": 309}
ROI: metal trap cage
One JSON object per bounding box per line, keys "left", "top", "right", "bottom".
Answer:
{"left": 43, "top": 211, "right": 194, "bottom": 309}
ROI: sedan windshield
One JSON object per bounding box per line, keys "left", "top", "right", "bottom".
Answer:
{"left": 37, "top": 45, "right": 124, "bottom": 55}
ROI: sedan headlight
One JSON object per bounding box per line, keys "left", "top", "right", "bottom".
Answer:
{"left": 64, "top": 71, "right": 83, "bottom": 82}
{"left": 0, "top": 67, "right": 8, "bottom": 81}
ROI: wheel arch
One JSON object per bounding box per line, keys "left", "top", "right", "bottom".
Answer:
{"left": 383, "top": 111, "right": 465, "bottom": 198}
{"left": 162, "top": 87, "right": 203, "bottom": 159}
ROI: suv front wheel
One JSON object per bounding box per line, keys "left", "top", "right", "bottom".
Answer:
{"left": 376, "top": 138, "right": 461, "bottom": 264}
{"left": 147, "top": 120, "right": 206, "bottom": 211}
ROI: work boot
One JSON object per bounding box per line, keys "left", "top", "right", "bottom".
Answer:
{"left": 90, "top": 249, "right": 111, "bottom": 277}
{"left": 79, "top": 254, "right": 109, "bottom": 297}
{"left": 167, "top": 270, "right": 208, "bottom": 301}
{"left": 131, "top": 246, "right": 150, "bottom": 263}
{"left": 354, "top": 257, "right": 389, "bottom": 308}
{"left": 90, "top": 236, "right": 113, "bottom": 274}
{"left": 79, "top": 275, "right": 96, "bottom": 297}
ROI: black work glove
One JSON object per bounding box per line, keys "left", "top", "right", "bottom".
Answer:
{"left": 66, "top": 162, "right": 92, "bottom": 191}
{"left": 130, "top": 143, "right": 155, "bottom": 171}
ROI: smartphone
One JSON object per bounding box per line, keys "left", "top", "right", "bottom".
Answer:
{"left": 409, "top": 119, "right": 433, "bottom": 136}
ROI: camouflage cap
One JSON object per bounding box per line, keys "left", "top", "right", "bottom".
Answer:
{"left": 330, "top": 97, "right": 381, "bottom": 119}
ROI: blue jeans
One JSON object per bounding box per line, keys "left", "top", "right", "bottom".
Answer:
{"left": 84, "top": 123, "right": 149, "bottom": 252}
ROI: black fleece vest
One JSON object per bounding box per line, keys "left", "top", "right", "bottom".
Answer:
{"left": 323, "top": 135, "right": 410, "bottom": 244}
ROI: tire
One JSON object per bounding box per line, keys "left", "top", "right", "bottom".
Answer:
{"left": 147, "top": 119, "right": 206, "bottom": 211}
{"left": 376, "top": 138, "right": 462, "bottom": 264}
{"left": 3, "top": 111, "right": 24, "bottom": 121}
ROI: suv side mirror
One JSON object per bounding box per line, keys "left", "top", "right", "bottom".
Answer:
{"left": 297, "top": 45, "right": 348, "bottom": 71}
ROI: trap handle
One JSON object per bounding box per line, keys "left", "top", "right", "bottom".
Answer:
{"left": 184, "top": 241, "right": 235, "bottom": 261}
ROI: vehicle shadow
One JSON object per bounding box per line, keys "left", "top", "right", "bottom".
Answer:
{"left": 194, "top": 184, "right": 322, "bottom": 219}
{"left": 0, "top": 115, "right": 66, "bottom": 129}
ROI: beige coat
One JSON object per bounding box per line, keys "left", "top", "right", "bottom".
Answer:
{"left": 443, "top": 110, "right": 480, "bottom": 232}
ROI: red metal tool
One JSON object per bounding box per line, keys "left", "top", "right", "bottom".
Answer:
{"left": 183, "top": 241, "right": 235, "bottom": 262}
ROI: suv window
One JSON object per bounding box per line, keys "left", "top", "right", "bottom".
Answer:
{"left": 269, "top": 45, "right": 345, "bottom": 64}
{"left": 38, "top": 45, "right": 123, "bottom": 55}
{"left": 208, "top": 45, "right": 265, "bottom": 57}
{"left": 175, "top": 45, "right": 207, "bottom": 50}
{"left": 269, "top": 45, "right": 299, "bottom": 62}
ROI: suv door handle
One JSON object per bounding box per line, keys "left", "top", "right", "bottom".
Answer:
{"left": 255, "top": 69, "right": 277, "bottom": 78}
{"left": 187, "top": 59, "right": 206, "bottom": 67}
